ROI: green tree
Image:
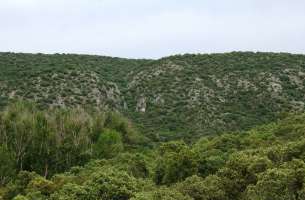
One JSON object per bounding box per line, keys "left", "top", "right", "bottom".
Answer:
{"left": 110, "top": 153, "right": 150, "bottom": 178}
{"left": 12, "top": 195, "right": 29, "bottom": 200}
{"left": 94, "top": 129, "right": 124, "bottom": 159}
{"left": 131, "top": 187, "right": 192, "bottom": 200}
{"left": 154, "top": 141, "right": 197, "bottom": 185}
{"left": 0, "top": 146, "right": 16, "bottom": 186}
{"left": 176, "top": 175, "right": 227, "bottom": 200}
{"left": 217, "top": 153, "right": 272, "bottom": 199}
{"left": 85, "top": 167, "right": 145, "bottom": 200}
{"left": 104, "top": 112, "right": 140, "bottom": 145}
{"left": 246, "top": 159, "right": 305, "bottom": 200}
{"left": 25, "top": 176, "right": 56, "bottom": 196}
{"left": 50, "top": 183, "right": 90, "bottom": 200}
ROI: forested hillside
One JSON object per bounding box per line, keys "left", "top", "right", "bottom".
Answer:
{"left": 1, "top": 52, "right": 305, "bottom": 140}
{"left": 2, "top": 102, "right": 305, "bottom": 199}
{"left": 1, "top": 52, "right": 305, "bottom": 199}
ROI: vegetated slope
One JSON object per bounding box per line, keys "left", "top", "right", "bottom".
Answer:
{"left": 1, "top": 52, "right": 305, "bottom": 140}
{"left": 0, "top": 53, "right": 147, "bottom": 110}
{"left": 3, "top": 105, "right": 305, "bottom": 200}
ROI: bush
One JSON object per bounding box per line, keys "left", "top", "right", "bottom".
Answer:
{"left": 131, "top": 187, "right": 192, "bottom": 200}
{"left": 85, "top": 167, "right": 145, "bottom": 200}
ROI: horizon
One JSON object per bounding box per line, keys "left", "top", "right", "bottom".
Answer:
{"left": 1, "top": 0, "right": 305, "bottom": 59}
{"left": 1, "top": 50, "right": 305, "bottom": 60}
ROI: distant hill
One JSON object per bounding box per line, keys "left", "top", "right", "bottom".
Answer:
{"left": 1, "top": 52, "right": 305, "bottom": 140}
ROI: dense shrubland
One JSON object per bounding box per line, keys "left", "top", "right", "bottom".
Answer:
{"left": 1, "top": 102, "right": 305, "bottom": 199}
{"left": 1, "top": 52, "right": 305, "bottom": 140}
{"left": 1, "top": 52, "right": 305, "bottom": 199}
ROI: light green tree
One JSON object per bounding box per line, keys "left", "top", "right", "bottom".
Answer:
{"left": 94, "top": 129, "right": 124, "bottom": 159}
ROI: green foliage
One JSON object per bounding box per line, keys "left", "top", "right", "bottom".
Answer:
{"left": 25, "top": 176, "right": 56, "bottom": 196}
{"left": 85, "top": 167, "right": 147, "bottom": 200}
{"left": 109, "top": 153, "right": 151, "bottom": 178}
{"left": 217, "top": 153, "right": 272, "bottom": 199}
{"left": 131, "top": 187, "right": 192, "bottom": 200}
{"left": 245, "top": 159, "right": 305, "bottom": 200}
{"left": 94, "top": 129, "right": 124, "bottom": 159}
{"left": 0, "top": 146, "right": 15, "bottom": 186}
{"left": 0, "top": 102, "right": 143, "bottom": 181}
{"left": 104, "top": 112, "right": 142, "bottom": 145}
{"left": 1, "top": 52, "right": 305, "bottom": 141}
{"left": 154, "top": 141, "right": 198, "bottom": 185}
{"left": 2, "top": 171, "right": 40, "bottom": 200}
{"left": 12, "top": 195, "right": 29, "bottom": 200}
{"left": 4, "top": 101, "right": 305, "bottom": 199}
{"left": 50, "top": 183, "right": 90, "bottom": 200}
{"left": 176, "top": 175, "right": 227, "bottom": 200}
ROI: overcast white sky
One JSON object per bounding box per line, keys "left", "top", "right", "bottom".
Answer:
{"left": 0, "top": 0, "right": 305, "bottom": 58}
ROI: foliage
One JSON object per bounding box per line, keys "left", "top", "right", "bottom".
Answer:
{"left": 94, "top": 129, "right": 124, "bottom": 159}
{"left": 50, "top": 183, "right": 90, "bottom": 200}
{"left": 3, "top": 101, "right": 305, "bottom": 199}
{"left": 0, "top": 146, "right": 15, "bottom": 186}
{"left": 154, "top": 141, "right": 197, "bottom": 185}
{"left": 1, "top": 52, "right": 305, "bottom": 141}
{"left": 0, "top": 102, "right": 140, "bottom": 179}
{"left": 175, "top": 175, "right": 227, "bottom": 200}
{"left": 85, "top": 167, "right": 147, "bottom": 200}
{"left": 131, "top": 187, "right": 192, "bottom": 200}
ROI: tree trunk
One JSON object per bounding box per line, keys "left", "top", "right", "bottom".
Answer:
{"left": 44, "top": 163, "right": 48, "bottom": 178}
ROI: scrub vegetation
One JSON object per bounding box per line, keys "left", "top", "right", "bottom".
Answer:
{"left": 1, "top": 52, "right": 305, "bottom": 199}
{"left": 1, "top": 52, "right": 305, "bottom": 140}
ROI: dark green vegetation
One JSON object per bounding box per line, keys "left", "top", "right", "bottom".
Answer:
{"left": 2, "top": 102, "right": 305, "bottom": 199}
{"left": 1, "top": 52, "right": 305, "bottom": 199}
{"left": 1, "top": 52, "right": 305, "bottom": 140}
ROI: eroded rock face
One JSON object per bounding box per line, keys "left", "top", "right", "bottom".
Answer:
{"left": 136, "top": 96, "right": 146, "bottom": 112}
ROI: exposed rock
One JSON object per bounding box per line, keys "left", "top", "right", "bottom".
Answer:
{"left": 136, "top": 96, "right": 146, "bottom": 112}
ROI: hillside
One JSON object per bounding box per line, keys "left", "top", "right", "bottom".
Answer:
{"left": 1, "top": 52, "right": 305, "bottom": 140}
{"left": 2, "top": 102, "right": 305, "bottom": 199}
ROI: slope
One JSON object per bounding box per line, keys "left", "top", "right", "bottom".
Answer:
{"left": 1, "top": 52, "right": 305, "bottom": 140}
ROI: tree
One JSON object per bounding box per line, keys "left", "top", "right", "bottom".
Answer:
{"left": 85, "top": 167, "right": 145, "bottom": 200}
{"left": 154, "top": 141, "right": 197, "bottom": 185}
{"left": 246, "top": 159, "right": 305, "bottom": 200}
{"left": 25, "top": 176, "right": 56, "bottom": 196}
{"left": 12, "top": 195, "right": 29, "bottom": 200}
{"left": 50, "top": 183, "right": 90, "bottom": 200}
{"left": 246, "top": 168, "right": 297, "bottom": 200}
{"left": 23, "top": 111, "right": 56, "bottom": 178}
{"left": 131, "top": 187, "right": 192, "bottom": 200}
{"left": 0, "top": 146, "right": 16, "bottom": 186}
{"left": 110, "top": 153, "right": 150, "bottom": 178}
{"left": 104, "top": 112, "right": 139, "bottom": 145}
{"left": 217, "top": 153, "right": 272, "bottom": 199}
{"left": 94, "top": 129, "right": 124, "bottom": 159}
{"left": 176, "top": 175, "right": 227, "bottom": 200}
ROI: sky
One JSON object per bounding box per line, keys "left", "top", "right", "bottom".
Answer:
{"left": 0, "top": 0, "right": 305, "bottom": 59}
